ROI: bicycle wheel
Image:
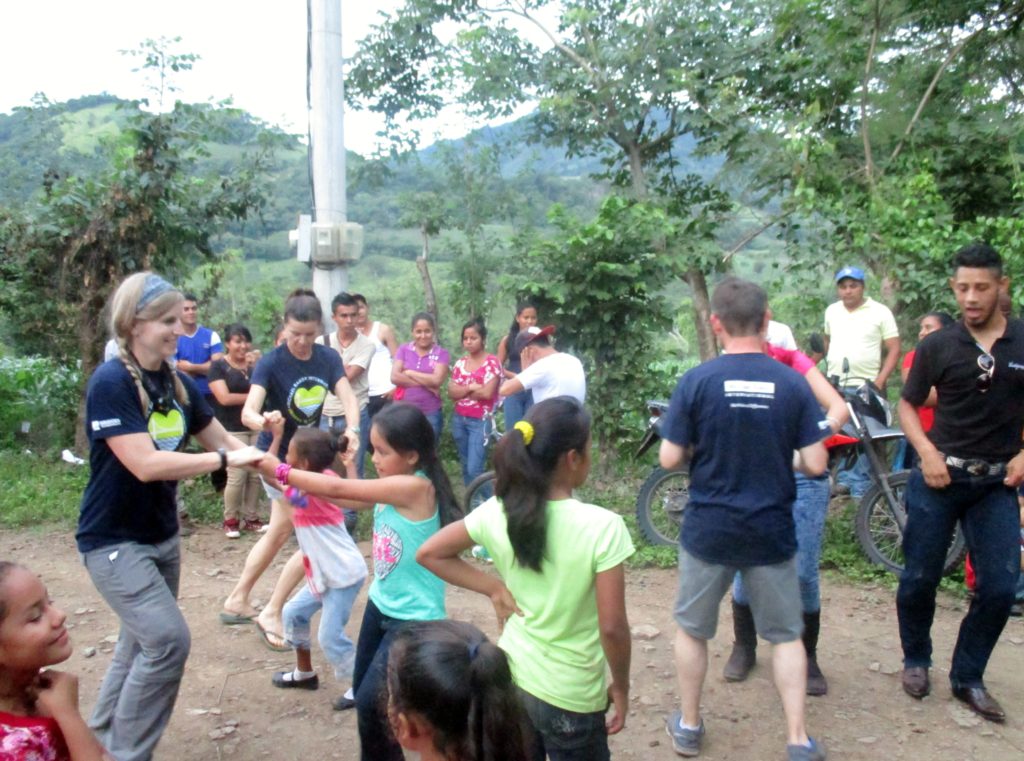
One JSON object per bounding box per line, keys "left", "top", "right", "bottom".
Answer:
{"left": 855, "top": 471, "right": 967, "bottom": 576}
{"left": 635, "top": 466, "right": 689, "bottom": 546}
{"left": 464, "top": 471, "right": 496, "bottom": 514}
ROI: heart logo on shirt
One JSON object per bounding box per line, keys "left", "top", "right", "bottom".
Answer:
{"left": 292, "top": 385, "right": 327, "bottom": 418}
{"left": 148, "top": 408, "right": 186, "bottom": 451}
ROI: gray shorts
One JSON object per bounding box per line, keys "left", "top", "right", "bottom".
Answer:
{"left": 673, "top": 548, "right": 802, "bottom": 643}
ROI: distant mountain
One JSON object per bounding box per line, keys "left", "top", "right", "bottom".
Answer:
{"left": 0, "top": 95, "right": 725, "bottom": 263}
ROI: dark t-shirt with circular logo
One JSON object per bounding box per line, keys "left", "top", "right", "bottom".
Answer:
{"left": 77, "top": 361, "right": 213, "bottom": 552}
{"left": 251, "top": 343, "right": 345, "bottom": 455}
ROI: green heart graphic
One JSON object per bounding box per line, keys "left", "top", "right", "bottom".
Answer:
{"left": 293, "top": 385, "right": 327, "bottom": 417}
{"left": 148, "top": 408, "right": 186, "bottom": 451}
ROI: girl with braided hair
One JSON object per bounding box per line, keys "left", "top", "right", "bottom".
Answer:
{"left": 77, "top": 272, "right": 262, "bottom": 761}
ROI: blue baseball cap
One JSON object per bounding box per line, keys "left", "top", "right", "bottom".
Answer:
{"left": 835, "top": 266, "right": 865, "bottom": 283}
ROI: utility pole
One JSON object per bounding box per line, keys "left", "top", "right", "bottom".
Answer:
{"left": 291, "top": 0, "right": 363, "bottom": 329}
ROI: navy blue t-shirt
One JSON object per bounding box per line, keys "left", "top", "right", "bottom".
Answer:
{"left": 77, "top": 360, "right": 214, "bottom": 553}
{"left": 251, "top": 343, "right": 345, "bottom": 455}
{"left": 663, "top": 353, "right": 826, "bottom": 566}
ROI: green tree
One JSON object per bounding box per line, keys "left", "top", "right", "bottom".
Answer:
{"left": 0, "top": 41, "right": 279, "bottom": 450}
{"left": 346, "top": 0, "right": 734, "bottom": 359}
{"left": 681, "top": 0, "right": 1024, "bottom": 332}
{"left": 517, "top": 195, "right": 683, "bottom": 466}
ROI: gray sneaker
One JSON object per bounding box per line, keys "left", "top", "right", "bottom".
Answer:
{"left": 666, "top": 711, "right": 704, "bottom": 757}
{"left": 787, "top": 737, "right": 826, "bottom": 761}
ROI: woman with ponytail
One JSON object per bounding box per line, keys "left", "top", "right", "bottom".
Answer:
{"left": 418, "top": 396, "right": 634, "bottom": 761}
{"left": 77, "top": 272, "right": 263, "bottom": 761}
{"left": 387, "top": 620, "right": 529, "bottom": 761}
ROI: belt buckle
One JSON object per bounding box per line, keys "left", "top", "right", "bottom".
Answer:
{"left": 964, "top": 459, "right": 988, "bottom": 476}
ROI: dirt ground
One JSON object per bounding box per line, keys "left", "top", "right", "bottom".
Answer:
{"left": 3, "top": 526, "right": 1023, "bottom": 761}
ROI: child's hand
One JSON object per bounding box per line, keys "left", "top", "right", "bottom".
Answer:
{"left": 258, "top": 453, "right": 281, "bottom": 480}
{"left": 263, "top": 410, "right": 284, "bottom": 432}
{"left": 605, "top": 681, "right": 628, "bottom": 734}
{"left": 489, "top": 583, "right": 523, "bottom": 634}
{"left": 32, "top": 670, "right": 79, "bottom": 718}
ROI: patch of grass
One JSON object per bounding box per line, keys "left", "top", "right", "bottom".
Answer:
{"left": 0, "top": 452, "right": 89, "bottom": 528}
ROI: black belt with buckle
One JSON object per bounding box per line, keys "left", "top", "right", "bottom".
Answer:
{"left": 944, "top": 455, "right": 1007, "bottom": 477}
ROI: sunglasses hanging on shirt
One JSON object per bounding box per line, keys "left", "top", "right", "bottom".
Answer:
{"left": 976, "top": 351, "right": 995, "bottom": 394}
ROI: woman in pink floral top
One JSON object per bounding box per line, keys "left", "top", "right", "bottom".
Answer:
{"left": 447, "top": 318, "right": 502, "bottom": 486}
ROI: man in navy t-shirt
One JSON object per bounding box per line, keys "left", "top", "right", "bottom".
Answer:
{"left": 659, "top": 277, "right": 829, "bottom": 761}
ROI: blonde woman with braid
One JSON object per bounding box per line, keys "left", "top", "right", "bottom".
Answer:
{"left": 76, "top": 272, "right": 263, "bottom": 761}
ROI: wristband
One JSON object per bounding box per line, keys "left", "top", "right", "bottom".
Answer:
{"left": 825, "top": 416, "right": 840, "bottom": 432}
{"left": 216, "top": 448, "right": 228, "bottom": 472}
{"left": 275, "top": 463, "right": 293, "bottom": 486}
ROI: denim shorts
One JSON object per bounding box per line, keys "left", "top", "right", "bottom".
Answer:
{"left": 674, "top": 548, "right": 802, "bottom": 643}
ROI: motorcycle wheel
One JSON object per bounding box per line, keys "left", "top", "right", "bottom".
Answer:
{"left": 463, "top": 470, "right": 496, "bottom": 514}
{"left": 855, "top": 470, "right": 968, "bottom": 576}
{"left": 636, "top": 466, "right": 689, "bottom": 546}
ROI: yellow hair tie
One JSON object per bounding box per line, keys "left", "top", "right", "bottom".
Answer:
{"left": 513, "top": 421, "right": 534, "bottom": 446}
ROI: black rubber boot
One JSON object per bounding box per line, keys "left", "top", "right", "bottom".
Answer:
{"left": 803, "top": 610, "right": 828, "bottom": 696}
{"left": 723, "top": 601, "right": 757, "bottom": 682}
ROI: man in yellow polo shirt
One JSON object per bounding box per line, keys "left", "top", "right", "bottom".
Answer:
{"left": 824, "top": 266, "right": 900, "bottom": 495}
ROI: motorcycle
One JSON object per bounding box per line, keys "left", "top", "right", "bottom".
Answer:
{"left": 827, "top": 371, "right": 966, "bottom": 575}
{"left": 633, "top": 377, "right": 967, "bottom": 576}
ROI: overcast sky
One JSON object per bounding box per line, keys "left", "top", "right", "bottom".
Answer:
{"left": 0, "top": 0, "right": 492, "bottom": 156}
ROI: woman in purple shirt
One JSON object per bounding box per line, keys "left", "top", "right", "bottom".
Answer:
{"left": 391, "top": 312, "right": 450, "bottom": 443}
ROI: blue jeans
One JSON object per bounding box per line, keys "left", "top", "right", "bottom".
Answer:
{"left": 503, "top": 388, "right": 534, "bottom": 429}
{"left": 283, "top": 579, "right": 364, "bottom": 680}
{"left": 733, "top": 473, "right": 830, "bottom": 613}
{"left": 837, "top": 447, "right": 873, "bottom": 497}
{"left": 425, "top": 408, "right": 443, "bottom": 446}
{"left": 897, "top": 468, "right": 1020, "bottom": 688}
{"left": 83, "top": 537, "right": 190, "bottom": 761}
{"left": 452, "top": 414, "right": 487, "bottom": 486}
{"left": 519, "top": 688, "right": 610, "bottom": 761}
{"left": 353, "top": 599, "right": 406, "bottom": 761}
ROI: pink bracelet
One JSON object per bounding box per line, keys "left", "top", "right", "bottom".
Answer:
{"left": 275, "top": 463, "right": 292, "bottom": 486}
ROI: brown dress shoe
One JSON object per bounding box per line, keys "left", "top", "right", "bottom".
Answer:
{"left": 902, "top": 666, "right": 930, "bottom": 698}
{"left": 952, "top": 686, "right": 1006, "bottom": 723}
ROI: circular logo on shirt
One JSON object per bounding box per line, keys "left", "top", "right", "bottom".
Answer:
{"left": 147, "top": 406, "right": 186, "bottom": 452}
{"left": 287, "top": 377, "right": 329, "bottom": 424}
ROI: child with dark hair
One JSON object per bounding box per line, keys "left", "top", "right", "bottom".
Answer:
{"left": 418, "top": 396, "right": 634, "bottom": 761}
{"left": 261, "top": 427, "right": 367, "bottom": 704}
{"left": 259, "top": 402, "right": 461, "bottom": 761}
{"left": 0, "top": 562, "right": 112, "bottom": 760}
{"left": 387, "top": 620, "right": 529, "bottom": 761}
{"left": 448, "top": 318, "right": 502, "bottom": 486}
{"left": 495, "top": 303, "right": 538, "bottom": 428}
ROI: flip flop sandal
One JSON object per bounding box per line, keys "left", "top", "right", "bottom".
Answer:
{"left": 256, "top": 620, "right": 291, "bottom": 652}
{"left": 219, "top": 611, "right": 255, "bottom": 625}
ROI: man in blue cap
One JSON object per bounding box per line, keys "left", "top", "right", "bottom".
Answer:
{"left": 823, "top": 266, "right": 900, "bottom": 496}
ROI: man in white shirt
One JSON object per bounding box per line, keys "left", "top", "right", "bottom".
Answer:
{"left": 499, "top": 325, "right": 586, "bottom": 403}
{"left": 823, "top": 266, "right": 900, "bottom": 387}
{"left": 823, "top": 266, "right": 900, "bottom": 496}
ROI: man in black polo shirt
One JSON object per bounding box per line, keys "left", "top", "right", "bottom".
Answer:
{"left": 898, "top": 242, "right": 1024, "bottom": 722}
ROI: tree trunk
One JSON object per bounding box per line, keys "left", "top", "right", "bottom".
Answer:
{"left": 686, "top": 267, "right": 718, "bottom": 361}
{"left": 74, "top": 294, "right": 105, "bottom": 454}
{"left": 416, "top": 229, "right": 438, "bottom": 329}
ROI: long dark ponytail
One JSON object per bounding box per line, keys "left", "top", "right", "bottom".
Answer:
{"left": 372, "top": 403, "right": 461, "bottom": 525}
{"left": 494, "top": 396, "right": 591, "bottom": 571}
{"left": 387, "top": 620, "right": 529, "bottom": 761}
{"left": 506, "top": 301, "right": 535, "bottom": 348}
